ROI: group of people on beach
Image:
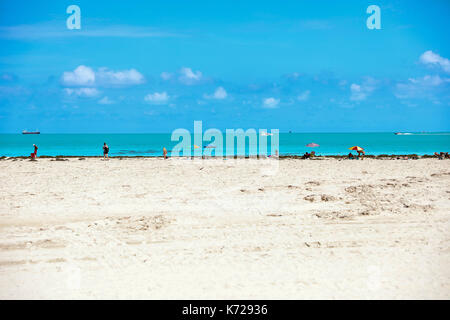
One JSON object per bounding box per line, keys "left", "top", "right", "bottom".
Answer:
{"left": 29, "top": 142, "right": 168, "bottom": 160}
{"left": 348, "top": 150, "right": 365, "bottom": 160}
{"left": 301, "top": 151, "right": 316, "bottom": 159}
{"left": 27, "top": 143, "right": 447, "bottom": 160}
{"left": 302, "top": 149, "right": 365, "bottom": 160}
{"left": 434, "top": 152, "right": 450, "bottom": 160}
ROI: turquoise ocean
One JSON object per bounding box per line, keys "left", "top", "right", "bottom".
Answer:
{"left": 0, "top": 133, "right": 449, "bottom": 157}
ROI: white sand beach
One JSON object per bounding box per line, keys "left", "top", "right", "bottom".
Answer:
{"left": 0, "top": 157, "right": 449, "bottom": 299}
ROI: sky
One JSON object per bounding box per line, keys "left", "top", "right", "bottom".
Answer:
{"left": 0, "top": 0, "right": 449, "bottom": 133}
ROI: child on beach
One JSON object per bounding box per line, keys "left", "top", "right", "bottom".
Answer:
{"left": 103, "top": 142, "right": 109, "bottom": 159}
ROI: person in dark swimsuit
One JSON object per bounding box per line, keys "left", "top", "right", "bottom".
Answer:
{"left": 103, "top": 142, "right": 109, "bottom": 159}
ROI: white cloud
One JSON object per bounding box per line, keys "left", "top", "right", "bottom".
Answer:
{"left": 350, "top": 78, "right": 377, "bottom": 101}
{"left": 350, "top": 84, "right": 366, "bottom": 101}
{"left": 213, "top": 87, "right": 227, "bottom": 99}
{"left": 160, "top": 72, "right": 173, "bottom": 80}
{"left": 96, "top": 67, "right": 144, "bottom": 86}
{"left": 351, "top": 84, "right": 361, "bottom": 91}
{"left": 178, "top": 67, "right": 202, "bottom": 85}
{"left": 297, "top": 90, "right": 310, "bottom": 101}
{"left": 144, "top": 91, "right": 170, "bottom": 104}
{"left": 62, "top": 65, "right": 144, "bottom": 87}
{"left": 64, "top": 87, "right": 100, "bottom": 97}
{"left": 408, "top": 75, "right": 444, "bottom": 86}
{"left": 204, "top": 86, "right": 227, "bottom": 100}
{"left": 98, "top": 96, "right": 115, "bottom": 105}
{"left": 395, "top": 75, "right": 449, "bottom": 99}
{"left": 419, "top": 50, "right": 450, "bottom": 73}
{"left": 62, "top": 65, "right": 95, "bottom": 86}
{"left": 263, "top": 97, "right": 280, "bottom": 108}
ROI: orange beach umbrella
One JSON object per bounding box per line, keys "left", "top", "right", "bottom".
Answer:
{"left": 348, "top": 146, "right": 364, "bottom": 151}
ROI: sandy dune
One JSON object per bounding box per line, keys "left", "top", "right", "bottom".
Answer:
{"left": 0, "top": 157, "right": 449, "bottom": 299}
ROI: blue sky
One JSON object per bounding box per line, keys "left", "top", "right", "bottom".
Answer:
{"left": 0, "top": 0, "right": 449, "bottom": 133}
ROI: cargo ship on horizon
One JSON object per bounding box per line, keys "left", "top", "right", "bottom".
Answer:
{"left": 22, "top": 130, "right": 40, "bottom": 135}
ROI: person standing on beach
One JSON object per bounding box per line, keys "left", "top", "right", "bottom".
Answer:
{"left": 30, "top": 144, "right": 38, "bottom": 160}
{"left": 163, "top": 147, "right": 168, "bottom": 159}
{"left": 103, "top": 142, "right": 109, "bottom": 160}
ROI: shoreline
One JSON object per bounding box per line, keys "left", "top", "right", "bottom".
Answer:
{"left": 0, "top": 154, "right": 446, "bottom": 160}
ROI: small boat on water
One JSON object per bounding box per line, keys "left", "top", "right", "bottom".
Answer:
{"left": 394, "top": 132, "right": 412, "bottom": 135}
{"left": 22, "top": 130, "right": 40, "bottom": 135}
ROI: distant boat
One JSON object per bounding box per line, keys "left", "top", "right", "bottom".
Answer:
{"left": 394, "top": 132, "right": 412, "bottom": 135}
{"left": 260, "top": 132, "right": 273, "bottom": 136}
{"left": 22, "top": 130, "right": 40, "bottom": 134}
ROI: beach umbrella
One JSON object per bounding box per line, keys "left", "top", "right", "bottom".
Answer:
{"left": 306, "top": 143, "right": 319, "bottom": 147}
{"left": 348, "top": 146, "right": 364, "bottom": 151}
